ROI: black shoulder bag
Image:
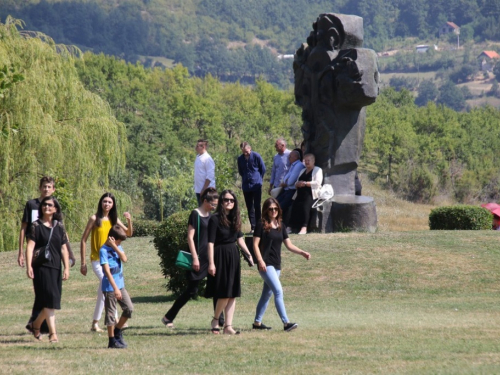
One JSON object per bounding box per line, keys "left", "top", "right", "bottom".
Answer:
{"left": 32, "top": 220, "right": 57, "bottom": 268}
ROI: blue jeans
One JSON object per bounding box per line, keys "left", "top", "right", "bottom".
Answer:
{"left": 254, "top": 266, "right": 289, "bottom": 324}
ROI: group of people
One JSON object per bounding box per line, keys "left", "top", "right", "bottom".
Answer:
{"left": 196, "top": 137, "right": 327, "bottom": 235}
{"left": 18, "top": 136, "right": 317, "bottom": 348}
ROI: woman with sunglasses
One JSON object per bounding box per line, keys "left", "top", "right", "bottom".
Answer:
{"left": 206, "top": 190, "right": 254, "bottom": 334}
{"left": 161, "top": 188, "right": 219, "bottom": 327}
{"left": 80, "top": 192, "right": 132, "bottom": 332}
{"left": 252, "top": 197, "right": 310, "bottom": 332}
{"left": 25, "top": 196, "right": 71, "bottom": 343}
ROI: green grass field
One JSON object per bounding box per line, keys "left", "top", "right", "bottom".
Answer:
{"left": 2, "top": 228, "right": 500, "bottom": 374}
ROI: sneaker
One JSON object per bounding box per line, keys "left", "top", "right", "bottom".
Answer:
{"left": 108, "top": 339, "right": 126, "bottom": 349}
{"left": 114, "top": 328, "right": 128, "bottom": 348}
{"left": 284, "top": 322, "right": 298, "bottom": 332}
{"left": 252, "top": 323, "right": 272, "bottom": 330}
{"left": 161, "top": 316, "right": 174, "bottom": 328}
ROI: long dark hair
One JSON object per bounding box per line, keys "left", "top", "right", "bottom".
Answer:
{"left": 38, "top": 196, "right": 63, "bottom": 222}
{"left": 95, "top": 192, "right": 117, "bottom": 227}
{"left": 216, "top": 189, "right": 241, "bottom": 232}
{"left": 261, "top": 197, "right": 282, "bottom": 232}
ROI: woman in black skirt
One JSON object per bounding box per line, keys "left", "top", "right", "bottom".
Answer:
{"left": 25, "top": 196, "right": 70, "bottom": 343}
{"left": 206, "top": 190, "right": 254, "bottom": 334}
{"left": 161, "top": 188, "right": 219, "bottom": 327}
{"left": 288, "top": 153, "right": 323, "bottom": 234}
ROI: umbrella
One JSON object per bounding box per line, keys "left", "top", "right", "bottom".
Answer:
{"left": 481, "top": 203, "right": 500, "bottom": 212}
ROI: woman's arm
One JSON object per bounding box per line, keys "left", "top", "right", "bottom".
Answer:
{"left": 237, "top": 237, "right": 254, "bottom": 266}
{"left": 310, "top": 167, "right": 323, "bottom": 189}
{"left": 252, "top": 236, "right": 266, "bottom": 272}
{"left": 283, "top": 238, "right": 311, "bottom": 260}
{"left": 25, "top": 239, "right": 36, "bottom": 279}
{"left": 117, "top": 212, "right": 133, "bottom": 237}
{"left": 207, "top": 242, "right": 215, "bottom": 276}
{"left": 79, "top": 215, "right": 96, "bottom": 276}
{"left": 61, "top": 244, "right": 70, "bottom": 280}
{"left": 187, "top": 224, "right": 199, "bottom": 272}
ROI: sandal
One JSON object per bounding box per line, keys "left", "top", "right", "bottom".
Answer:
{"left": 49, "top": 333, "right": 58, "bottom": 343}
{"left": 210, "top": 317, "right": 220, "bottom": 334}
{"left": 223, "top": 325, "right": 240, "bottom": 335}
{"left": 33, "top": 327, "right": 42, "bottom": 341}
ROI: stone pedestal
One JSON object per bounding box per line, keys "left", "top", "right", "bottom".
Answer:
{"left": 310, "top": 195, "right": 377, "bottom": 233}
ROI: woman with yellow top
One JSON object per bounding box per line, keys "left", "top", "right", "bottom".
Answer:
{"left": 80, "top": 193, "right": 132, "bottom": 332}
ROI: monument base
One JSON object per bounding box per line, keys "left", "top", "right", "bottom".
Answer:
{"left": 310, "top": 195, "right": 377, "bottom": 233}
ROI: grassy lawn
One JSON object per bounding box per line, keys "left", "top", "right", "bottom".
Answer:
{"left": 1, "top": 229, "right": 500, "bottom": 374}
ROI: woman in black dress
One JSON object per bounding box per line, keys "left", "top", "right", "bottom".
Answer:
{"left": 161, "top": 188, "right": 219, "bottom": 327}
{"left": 206, "top": 190, "right": 254, "bottom": 334}
{"left": 288, "top": 153, "right": 323, "bottom": 234}
{"left": 25, "top": 196, "right": 70, "bottom": 343}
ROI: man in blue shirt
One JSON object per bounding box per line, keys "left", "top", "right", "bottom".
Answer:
{"left": 277, "top": 150, "right": 305, "bottom": 225}
{"left": 238, "top": 142, "right": 266, "bottom": 232}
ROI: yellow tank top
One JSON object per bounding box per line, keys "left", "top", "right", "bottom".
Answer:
{"left": 90, "top": 218, "right": 112, "bottom": 262}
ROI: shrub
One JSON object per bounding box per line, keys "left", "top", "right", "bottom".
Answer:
{"left": 429, "top": 205, "right": 492, "bottom": 230}
{"left": 154, "top": 210, "right": 205, "bottom": 296}
{"left": 133, "top": 219, "right": 159, "bottom": 237}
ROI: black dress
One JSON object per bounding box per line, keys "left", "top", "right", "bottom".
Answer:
{"left": 290, "top": 169, "right": 314, "bottom": 229}
{"left": 29, "top": 220, "right": 68, "bottom": 310}
{"left": 205, "top": 214, "right": 243, "bottom": 299}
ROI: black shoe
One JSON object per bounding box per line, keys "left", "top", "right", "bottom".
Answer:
{"left": 114, "top": 328, "right": 128, "bottom": 348}
{"left": 108, "top": 339, "right": 126, "bottom": 349}
{"left": 284, "top": 323, "right": 298, "bottom": 332}
{"left": 252, "top": 323, "right": 272, "bottom": 330}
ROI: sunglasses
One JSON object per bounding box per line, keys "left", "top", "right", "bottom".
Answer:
{"left": 268, "top": 207, "right": 278, "bottom": 212}
{"left": 223, "top": 198, "right": 235, "bottom": 203}
{"left": 42, "top": 203, "right": 54, "bottom": 207}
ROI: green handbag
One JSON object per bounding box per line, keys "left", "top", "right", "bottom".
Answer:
{"left": 175, "top": 211, "right": 200, "bottom": 270}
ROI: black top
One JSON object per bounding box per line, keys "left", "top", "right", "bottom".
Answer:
{"left": 296, "top": 169, "right": 313, "bottom": 200}
{"left": 188, "top": 209, "right": 210, "bottom": 263}
{"left": 28, "top": 220, "right": 68, "bottom": 270}
{"left": 208, "top": 214, "right": 243, "bottom": 245}
{"left": 253, "top": 220, "right": 289, "bottom": 270}
{"left": 21, "top": 198, "right": 41, "bottom": 238}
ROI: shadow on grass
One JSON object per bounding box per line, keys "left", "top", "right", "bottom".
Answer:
{"left": 129, "top": 327, "right": 213, "bottom": 336}
{"left": 131, "top": 295, "right": 175, "bottom": 303}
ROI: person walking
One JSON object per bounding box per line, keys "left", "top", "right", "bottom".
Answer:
{"left": 252, "top": 198, "right": 310, "bottom": 332}
{"left": 268, "top": 138, "right": 290, "bottom": 195}
{"left": 238, "top": 142, "right": 266, "bottom": 233}
{"left": 205, "top": 190, "right": 254, "bottom": 335}
{"left": 80, "top": 192, "right": 133, "bottom": 332}
{"left": 161, "top": 188, "right": 222, "bottom": 327}
{"left": 25, "top": 196, "right": 71, "bottom": 343}
{"left": 194, "top": 139, "right": 216, "bottom": 206}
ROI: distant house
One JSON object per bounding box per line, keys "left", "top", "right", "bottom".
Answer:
{"left": 439, "top": 22, "right": 460, "bottom": 37}
{"left": 478, "top": 51, "right": 500, "bottom": 72}
{"left": 416, "top": 45, "right": 429, "bottom": 53}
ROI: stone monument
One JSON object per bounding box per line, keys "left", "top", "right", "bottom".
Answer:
{"left": 293, "top": 13, "right": 379, "bottom": 233}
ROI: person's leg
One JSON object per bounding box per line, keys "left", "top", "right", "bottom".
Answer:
{"left": 31, "top": 308, "right": 47, "bottom": 340}
{"left": 212, "top": 298, "right": 228, "bottom": 333}
{"left": 223, "top": 298, "right": 238, "bottom": 334}
{"left": 45, "top": 309, "right": 57, "bottom": 342}
{"left": 164, "top": 279, "right": 199, "bottom": 323}
{"left": 254, "top": 188, "right": 262, "bottom": 225}
{"left": 114, "top": 288, "right": 133, "bottom": 346}
{"left": 213, "top": 298, "right": 224, "bottom": 327}
{"left": 254, "top": 277, "right": 273, "bottom": 324}
{"left": 91, "top": 260, "right": 105, "bottom": 331}
{"left": 196, "top": 193, "right": 201, "bottom": 206}
{"left": 243, "top": 191, "right": 256, "bottom": 230}
{"left": 299, "top": 194, "right": 314, "bottom": 234}
{"left": 259, "top": 266, "right": 289, "bottom": 324}
{"left": 104, "top": 291, "right": 125, "bottom": 348}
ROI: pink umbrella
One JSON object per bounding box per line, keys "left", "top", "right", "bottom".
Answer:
{"left": 481, "top": 203, "right": 500, "bottom": 212}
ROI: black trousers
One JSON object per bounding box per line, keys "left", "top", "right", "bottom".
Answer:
{"left": 165, "top": 279, "right": 223, "bottom": 323}
{"left": 243, "top": 189, "right": 262, "bottom": 230}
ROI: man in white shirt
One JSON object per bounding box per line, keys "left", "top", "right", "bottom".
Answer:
{"left": 194, "top": 139, "right": 216, "bottom": 205}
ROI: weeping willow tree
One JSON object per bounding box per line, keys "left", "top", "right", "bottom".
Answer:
{"left": 0, "top": 17, "right": 129, "bottom": 252}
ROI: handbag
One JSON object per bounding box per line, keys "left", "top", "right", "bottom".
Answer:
{"left": 312, "top": 184, "right": 334, "bottom": 212}
{"left": 270, "top": 186, "right": 283, "bottom": 198}
{"left": 31, "top": 220, "right": 57, "bottom": 268}
{"left": 175, "top": 211, "right": 200, "bottom": 270}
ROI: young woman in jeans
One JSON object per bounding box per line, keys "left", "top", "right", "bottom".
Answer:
{"left": 252, "top": 197, "right": 311, "bottom": 332}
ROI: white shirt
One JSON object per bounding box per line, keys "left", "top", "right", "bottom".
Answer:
{"left": 194, "top": 151, "right": 216, "bottom": 193}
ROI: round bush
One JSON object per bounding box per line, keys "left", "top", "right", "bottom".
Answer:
{"left": 154, "top": 210, "right": 205, "bottom": 296}
{"left": 133, "top": 219, "right": 159, "bottom": 237}
{"left": 429, "top": 205, "right": 492, "bottom": 230}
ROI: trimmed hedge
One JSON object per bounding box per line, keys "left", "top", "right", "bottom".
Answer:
{"left": 154, "top": 210, "right": 205, "bottom": 296}
{"left": 429, "top": 205, "right": 492, "bottom": 230}
{"left": 133, "top": 219, "right": 159, "bottom": 237}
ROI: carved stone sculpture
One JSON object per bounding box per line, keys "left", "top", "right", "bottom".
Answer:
{"left": 294, "top": 13, "right": 379, "bottom": 232}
